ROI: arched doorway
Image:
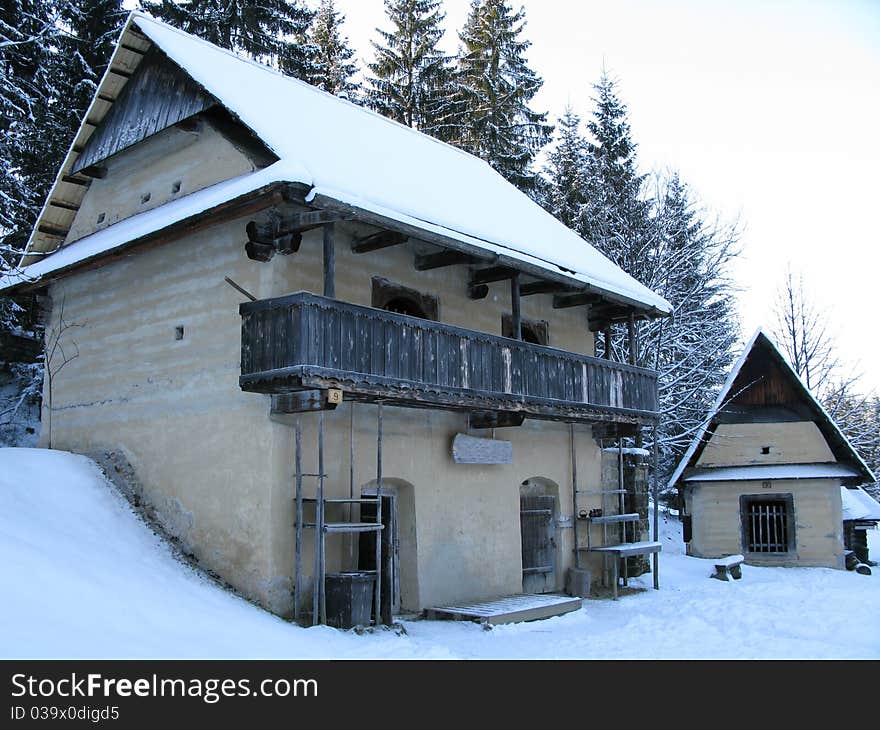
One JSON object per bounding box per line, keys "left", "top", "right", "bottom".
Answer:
{"left": 358, "top": 478, "right": 418, "bottom": 613}
{"left": 519, "top": 478, "right": 560, "bottom": 594}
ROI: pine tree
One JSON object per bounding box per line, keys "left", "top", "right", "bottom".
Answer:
{"left": 0, "top": 0, "right": 66, "bottom": 259}
{"left": 366, "top": 0, "right": 452, "bottom": 134}
{"left": 450, "top": 0, "right": 552, "bottom": 193}
{"left": 307, "top": 0, "right": 358, "bottom": 97}
{"left": 141, "top": 0, "right": 317, "bottom": 80}
{"left": 578, "top": 70, "right": 649, "bottom": 268}
{"left": 542, "top": 108, "right": 588, "bottom": 228}
{"left": 574, "top": 72, "right": 740, "bottom": 488}
{"left": 647, "top": 173, "right": 740, "bottom": 484}
{"left": 61, "top": 0, "right": 125, "bottom": 116}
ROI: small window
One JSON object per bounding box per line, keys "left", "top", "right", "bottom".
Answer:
{"left": 741, "top": 494, "right": 794, "bottom": 554}
{"left": 371, "top": 277, "right": 438, "bottom": 321}
{"left": 502, "top": 314, "right": 549, "bottom": 345}
{"left": 761, "top": 446, "right": 771, "bottom": 455}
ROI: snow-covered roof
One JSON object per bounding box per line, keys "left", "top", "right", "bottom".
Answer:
{"left": 841, "top": 486, "right": 880, "bottom": 522}
{"left": 2, "top": 11, "right": 671, "bottom": 316}
{"left": 668, "top": 328, "right": 876, "bottom": 489}
{"left": 683, "top": 463, "right": 862, "bottom": 483}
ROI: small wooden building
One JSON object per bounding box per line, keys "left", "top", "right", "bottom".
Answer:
{"left": 668, "top": 329, "right": 876, "bottom": 568}
{"left": 841, "top": 486, "right": 880, "bottom": 564}
{"left": 2, "top": 12, "right": 672, "bottom": 624}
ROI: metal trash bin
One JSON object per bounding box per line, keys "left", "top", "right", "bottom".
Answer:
{"left": 325, "top": 572, "right": 375, "bottom": 629}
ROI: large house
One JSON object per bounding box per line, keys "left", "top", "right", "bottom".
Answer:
{"left": 668, "top": 329, "right": 877, "bottom": 569}
{"left": 1, "top": 12, "right": 672, "bottom": 625}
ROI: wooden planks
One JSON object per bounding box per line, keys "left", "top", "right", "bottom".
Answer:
{"left": 238, "top": 292, "right": 660, "bottom": 423}
{"left": 425, "top": 594, "right": 582, "bottom": 625}
{"left": 73, "top": 46, "right": 216, "bottom": 174}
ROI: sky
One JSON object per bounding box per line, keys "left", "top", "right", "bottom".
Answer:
{"left": 322, "top": 0, "right": 880, "bottom": 391}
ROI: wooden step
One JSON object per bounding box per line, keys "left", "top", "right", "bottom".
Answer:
{"left": 426, "top": 593, "right": 582, "bottom": 625}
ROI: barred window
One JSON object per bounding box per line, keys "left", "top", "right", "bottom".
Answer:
{"left": 741, "top": 494, "right": 794, "bottom": 554}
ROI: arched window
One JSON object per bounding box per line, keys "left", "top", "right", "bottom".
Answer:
{"left": 382, "top": 295, "right": 428, "bottom": 319}
{"left": 502, "top": 314, "right": 549, "bottom": 345}
{"left": 371, "top": 277, "right": 439, "bottom": 321}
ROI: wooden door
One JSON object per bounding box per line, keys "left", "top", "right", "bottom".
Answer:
{"left": 520, "top": 495, "right": 556, "bottom": 593}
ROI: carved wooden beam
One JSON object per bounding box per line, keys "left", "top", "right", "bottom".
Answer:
{"left": 351, "top": 230, "right": 408, "bottom": 254}
{"left": 520, "top": 280, "right": 578, "bottom": 296}
{"left": 37, "top": 224, "right": 67, "bottom": 238}
{"left": 61, "top": 175, "right": 90, "bottom": 186}
{"left": 552, "top": 291, "right": 601, "bottom": 309}
{"left": 271, "top": 390, "right": 342, "bottom": 414}
{"left": 414, "top": 250, "right": 478, "bottom": 271}
{"left": 48, "top": 200, "right": 80, "bottom": 212}
{"left": 468, "top": 411, "right": 525, "bottom": 429}
{"left": 469, "top": 266, "right": 518, "bottom": 286}
{"left": 467, "top": 283, "right": 489, "bottom": 300}
{"left": 79, "top": 165, "right": 107, "bottom": 179}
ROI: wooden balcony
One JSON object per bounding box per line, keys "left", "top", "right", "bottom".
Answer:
{"left": 239, "top": 292, "right": 659, "bottom": 425}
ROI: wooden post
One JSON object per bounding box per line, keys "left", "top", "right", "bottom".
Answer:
{"left": 627, "top": 312, "right": 636, "bottom": 366}
{"left": 603, "top": 327, "right": 612, "bottom": 360}
{"left": 294, "top": 417, "right": 303, "bottom": 622}
{"left": 510, "top": 273, "right": 522, "bottom": 340}
{"left": 374, "top": 403, "right": 384, "bottom": 625}
{"left": 571, "top": 424, "right": 580, "bottom": 570}
{"left": 652, "top": 422, "right": 660, "bottom": 591}
{"left": 349, "top": 403, "right": 355, "bottom": 568}
{"left": 318, "top": 412, "right": 327, "bottom": 625}
{"left": 323, "top": 222, "right": 335, "bottom": 298}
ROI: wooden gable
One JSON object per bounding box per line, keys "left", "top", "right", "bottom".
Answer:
{"left": 72, "top": 45, "right": 216, "bottom": 175}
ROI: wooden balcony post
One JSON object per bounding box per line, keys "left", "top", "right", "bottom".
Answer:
{"left": 510, "top": 273, "right": 522, "bottom": 340}
{"left": 323, "top": 222, "right": 335, "bottom": 298}
{"left": 627, "top": 312, "right": 636, "bottom": 366}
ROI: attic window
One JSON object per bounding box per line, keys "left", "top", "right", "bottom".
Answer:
{"left": 761, "top": 446, "right": 771, "bottom": 455}
{"left": 371, "top": 277, "right": 438, "bottom": 321}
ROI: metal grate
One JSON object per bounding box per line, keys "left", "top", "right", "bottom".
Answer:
{"left": 745, "top": 499, "right": 789, "bottom": 553}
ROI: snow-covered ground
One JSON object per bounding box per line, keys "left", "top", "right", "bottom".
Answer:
{"left": 2, "top": 447, "right": 878, "bottom": 659}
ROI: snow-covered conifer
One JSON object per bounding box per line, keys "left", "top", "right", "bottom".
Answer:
{"left": 307, "top": 0, "right": 358, "bottom": 97}
{"left": 366, "top": 0, "right": 452, "bottom": 134}
{"left": 142, "top": 0, "right": 317, "bottom": 80}
{"left": 543, "top": 108, "right": 588, "bottom": 229}
{"left": 450, "top": 0, "right": 552, "bottom": 194}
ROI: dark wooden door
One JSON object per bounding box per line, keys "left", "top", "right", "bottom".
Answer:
{"left": 520, "top": 495, "right": 556, "bottom": 593}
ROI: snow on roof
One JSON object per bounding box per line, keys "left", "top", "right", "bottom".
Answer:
{"left": 683, "top": 463, "right": 862, "bottom": 482}
{"left": 4, "top": 11, "right": 670, "bottom": 315}
{"left": 667, "top": 328, "right": 876, "bottom": 489}
{"left": 0, "top": 168, "right": 283, "bottom": 290}
{"left": 841, "top": 486, "right": 880, "bottom": 522}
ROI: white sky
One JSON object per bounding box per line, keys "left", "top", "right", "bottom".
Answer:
{"left": 324, "top": 0, "right": 880, "bottom": 391}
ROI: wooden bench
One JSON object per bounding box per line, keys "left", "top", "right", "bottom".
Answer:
{"left": 712, "top": 554, "right": 744, "bottom": 581}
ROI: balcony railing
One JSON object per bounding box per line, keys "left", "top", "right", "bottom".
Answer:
{"left": 239, "top": 292, "right": 658, "bottom": 424}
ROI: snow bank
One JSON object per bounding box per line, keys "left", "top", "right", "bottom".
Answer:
{"left": 2, "top": 448, "right": 878, "bottom": 659}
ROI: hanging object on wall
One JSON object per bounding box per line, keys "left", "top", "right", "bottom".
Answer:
{"left": 452, "top": 433, "right": 513, "bottom": 465}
